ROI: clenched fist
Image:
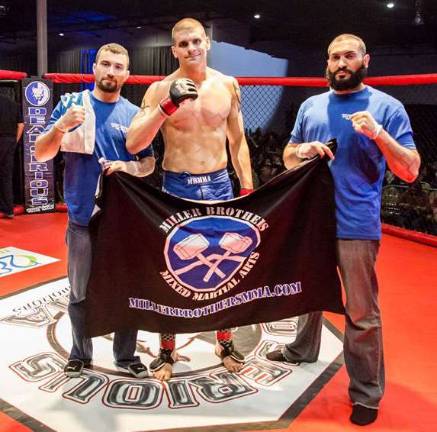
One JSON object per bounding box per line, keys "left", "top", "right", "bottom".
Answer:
{"left": 159, "top": 78, "right": 198, "bottom": 116}
{"left": 348, "top": 111, "right": 383, "bottom": 140}
{"left": 55, "top": 103, "right": 86, "bottom": 133}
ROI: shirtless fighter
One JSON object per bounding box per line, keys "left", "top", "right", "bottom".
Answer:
{"left": 127, "top": 18, "right": 253, "bottom": 381}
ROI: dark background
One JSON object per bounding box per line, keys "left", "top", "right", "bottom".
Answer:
{"left": 1, "top": 0, "right": 436, "bottom": 234}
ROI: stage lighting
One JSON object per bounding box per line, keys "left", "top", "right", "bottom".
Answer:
{"left": 0, "top": 4, "right": 9, "bottom": 17}
{"left": 413, "top": 0, "right": 425, "bottom": 26}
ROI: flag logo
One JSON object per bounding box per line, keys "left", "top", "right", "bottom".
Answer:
{"left": 164, "top": 216, "right": 260, "bottom": 295}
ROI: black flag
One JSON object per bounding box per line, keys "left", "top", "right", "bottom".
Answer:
{"left": 85, "top": 157, "right": 344, "bottom": 337}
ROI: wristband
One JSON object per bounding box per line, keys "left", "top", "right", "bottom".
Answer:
{"left": 370, "top": 123, "right": 383, "bottom": 140}
{"left": 159, "top": 97, "right": 178, "bottom": 116}
{"left": 239, "top": 188, "right": 254, "bottom": 196}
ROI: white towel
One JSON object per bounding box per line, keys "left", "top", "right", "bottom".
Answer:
{"left": 60, "top": 90, "right": 96, "bottom": 154}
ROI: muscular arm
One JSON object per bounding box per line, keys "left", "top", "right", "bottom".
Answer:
{"left": 35, "top": 125, "right": 66, "bottom": 162}
{"left": 126, "top": 83, "right": 166, "bottom": 154}
{"left": 35, "top": 104, "right": 85, "bottom": 162}
{"left": 226, "top": 79, "right": 253, "bottom": 189}
{"left": 283, "top": 143, "right": 301, "bottom": 169}
{"left": 134, "top": 156, "right": 155, "bottom": 176}
{"left": 374, "top": 131, "right": 420, "bottom": 183}
{"left": 350, "top": 111, "right": 420, "bottom": 183}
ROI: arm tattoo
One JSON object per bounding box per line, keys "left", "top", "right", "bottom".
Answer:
{"left": 140, "top": 97, "right": 150, "bottom": 109}
{"left": 138, "top": 100, "right": 151, "bottom": 117}
{"left": 232, "top": 80, "right": 241, "bottom": 112}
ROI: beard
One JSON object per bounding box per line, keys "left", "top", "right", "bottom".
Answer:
{"left": 96, "top": 77, "right": 119, "bottom": 93}
{"left": 326, "top": 64, "right": 368, "bottom": 91}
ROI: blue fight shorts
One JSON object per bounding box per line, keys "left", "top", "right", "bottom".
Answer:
{"left": 162, "top": 168, "right": 234, "bottom": 201}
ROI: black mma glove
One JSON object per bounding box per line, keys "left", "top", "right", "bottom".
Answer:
{"left": 159, "top": 78, "right": 198, "bottom": 116}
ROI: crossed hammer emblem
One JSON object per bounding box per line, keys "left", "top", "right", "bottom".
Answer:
{"left": 173, "top": 233, "right": 253, "bottom": 283}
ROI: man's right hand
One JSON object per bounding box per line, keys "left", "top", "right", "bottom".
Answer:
{"left": 295, "top": 142, "right": 335, "bottom": 160}
{"left": 159, "top": 78, "right": 198, "bottom": 116}
{"left": 54, "top": 103, "right": 85, "bottom": 133}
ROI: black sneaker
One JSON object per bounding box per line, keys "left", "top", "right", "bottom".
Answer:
{"left": 266, "top": 349, "right": 315, "bottom": 364}
{"left": 266, "top": 349, "right": 288, "bottom": 362}
{"left": 127, "top": 362, "right": 148, "bottom": 378}
{"left": 64, "top": 359, "right": 85, "bottom": 378}
{"left": 350, "top": 404, "right": 378, "bottom": 426}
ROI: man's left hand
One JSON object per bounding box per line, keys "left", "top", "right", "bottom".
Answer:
{"left": 349, "top": 111, "right": 383, "bottom": 140}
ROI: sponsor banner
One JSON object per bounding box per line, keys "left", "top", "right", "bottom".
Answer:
{"left": 0, "top": 247, "right": 59, "bottom": 278}
{"left": 22, "top": 78, "right": 55, "bottom": 214}
{"left": 0, "top": 279, "right": 343, "bottom": 432}
{"left": 86, "top": 158, "right": 344, "bottom": 336}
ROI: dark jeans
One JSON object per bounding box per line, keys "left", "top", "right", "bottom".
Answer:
{"left": 0, "top": 136, "right": 17, "bottom": 214}
{"left": 282, "top": 239, "right": 384, "bottom": 408}
{"left": 66, "top": 221, "right": 140, "bottom": 367}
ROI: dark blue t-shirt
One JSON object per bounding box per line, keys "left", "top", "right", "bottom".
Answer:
{"left": 45, "top": 91, "right": 153, "bottom": 226}
{"left": 291, "top": 86, "right": 416, "bottom": 240}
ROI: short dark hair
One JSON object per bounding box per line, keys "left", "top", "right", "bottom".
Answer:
{"left": 328, "top": 34, "right": 366, "bottom": 56}
{"left": 171, "top": 18, "right": 206, "bottom": 44}
{"left": 95, "top": 43, "right": 129, "bottom": 68}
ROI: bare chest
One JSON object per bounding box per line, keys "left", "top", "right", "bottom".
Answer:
{"left": 168, "top": 82, "right": 232, "bottom": 130}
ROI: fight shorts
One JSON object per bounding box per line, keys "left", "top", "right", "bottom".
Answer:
{"left": 162, "top": 168, "right": 234, "bottom": 200}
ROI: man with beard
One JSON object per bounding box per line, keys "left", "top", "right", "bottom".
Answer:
{"left": 35, "top": 43, "right": 154, "bottom": 378}
{"left": 266, "top": 34, "right": 420, "bottom": 426}
{"left": 127, "top": 18, "right": 253, "bottom": 381}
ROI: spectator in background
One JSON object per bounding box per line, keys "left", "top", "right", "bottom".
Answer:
{"left": 0, "top": 93, "right": 24, "bottom": 219}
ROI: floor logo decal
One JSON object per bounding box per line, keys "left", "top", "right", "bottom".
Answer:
{"left": 0, "top": 278, "right": 343, "bottom": 431}
{"left": 0, "top": 247, "right": 59, "bottom": 278}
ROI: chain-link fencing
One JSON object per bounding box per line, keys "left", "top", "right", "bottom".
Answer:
{"left": 50, "top": 77, "right": 437, "bottom": 236}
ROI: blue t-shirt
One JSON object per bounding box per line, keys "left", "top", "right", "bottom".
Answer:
{"left": 291, "top": 86, "right": 416, "bottom": 240}
{"left": 45, "top": 91, "right": 153, "bottom": 226}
